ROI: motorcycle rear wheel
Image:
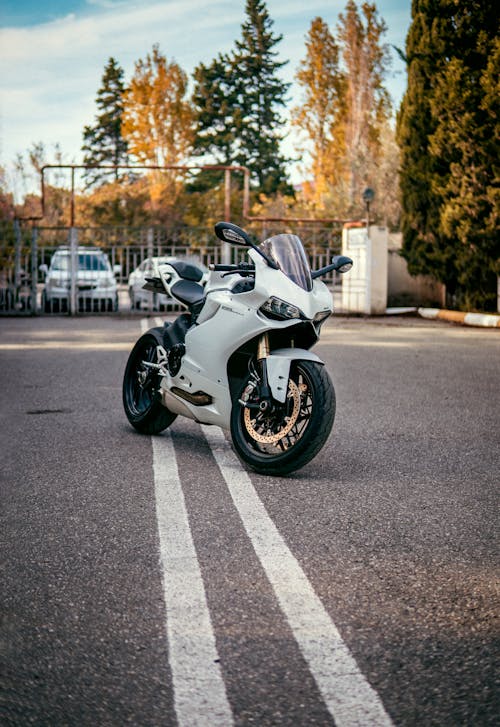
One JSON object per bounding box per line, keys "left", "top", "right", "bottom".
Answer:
{"left": 230, "top": 360, "right": 335, "bottom": 475}
{"left": 122, "top": 328, "right": 177, "bottom": 434}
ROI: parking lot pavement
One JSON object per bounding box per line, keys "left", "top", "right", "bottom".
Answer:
{"left": 1, "top": 315, "right": 499, "bottom": 726}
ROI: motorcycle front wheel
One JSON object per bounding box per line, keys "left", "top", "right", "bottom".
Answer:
{"left": 230, "top": 360, "right": 335, "bottom": 475}
{"left": 122, "top": 328, "right": 177, "bottom": 435}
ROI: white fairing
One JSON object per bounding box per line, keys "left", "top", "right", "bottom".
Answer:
{"left": 158, "top": 247, "right": 333, "bottom": 429}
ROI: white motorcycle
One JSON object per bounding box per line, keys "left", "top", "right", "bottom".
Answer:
{"left": 123, "top": 222, "right": 353, "bottom": 475}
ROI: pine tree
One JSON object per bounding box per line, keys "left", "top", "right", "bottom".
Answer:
{"left": 233, "top": 0, "right": 291, "bottom": 193}
{"left": 397, "top": 0, "right": 499, "bottom": 310}
{"left": 192, "top": 54, "right": 237, "bottom": 165}
{"left": 82, "top": 57, "right": 128, "bottom": 188}
{"left": 190, "top": 53, "right": 239, "bottom": 191}
{"left": 192, "top": 0, "right": 291, "bottom": 194}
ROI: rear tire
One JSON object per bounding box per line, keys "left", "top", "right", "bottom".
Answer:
{"left": 122, "top": 328, "right": 177, "bottom": 434}
{"left": 230, "top": 361, "right": 335, "bottom": 475}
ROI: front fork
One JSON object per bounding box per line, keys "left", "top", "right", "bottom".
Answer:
{"left": 257, "top": 333, "right": 273, "bottom": 411}
{"left": 239, "top": 333, "right": 274, "bottom": 413}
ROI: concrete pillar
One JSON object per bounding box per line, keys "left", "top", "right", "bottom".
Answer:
{"left": 341, "top": 225, "right": 388, "bottom": 315}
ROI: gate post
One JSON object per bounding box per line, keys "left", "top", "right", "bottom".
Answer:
{"left": 147, "top": 227, "right": 154, "bottom": 259}
{"left": 14, "top": 219, "right": 22, "bottom": 295}
{"left": 341, "top": 224, "right": 388, "bottom": 314}
{"left": 31, "top": 227, "right": 38, "bottom": 314}
{"left": 222, "top": 169, "right": 231, "bottom": 264}
{"left": 69, "top": 227, "right": 78, "bottom": 315}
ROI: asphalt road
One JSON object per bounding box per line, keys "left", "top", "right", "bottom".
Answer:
{"left": 1, "top": 314, "right": 498, "bottom": 726}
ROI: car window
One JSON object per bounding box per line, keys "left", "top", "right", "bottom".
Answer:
{"left": 78, "top": 254, "right": 110, "bottom": 271}
{"left": 51, "top": 255, "right": 69, "bottom": 271}
{"left": 51, "top": 253, "right": 110, "bottom": 272}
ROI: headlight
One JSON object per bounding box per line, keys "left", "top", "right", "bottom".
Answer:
{"left": 100, "top": 277, "right": 115, "bottom": 288}
{"left": 260, "top": 296, "right": 303, "bottom": 320}
{"left": 49, "top": 278, "right": 70, "bottom": 289}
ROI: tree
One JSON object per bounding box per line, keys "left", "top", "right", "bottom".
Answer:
{"left": 190, "top": 53, "right": 239, "bottom": 191}
{"left": 82, "top": 57, "right": 128, "bottom": 188}
{"left": 0, "top": 166, "right": 15, "bottom": 223}
{"left": 192, "top": 0, "right": 291, "bottom": 194}
{"left": 233, "top": 0, "right": 291, "bottom": 193}
{"left": 397, "top": 0, "right": 499, "bottom": 310}
{"left": 122, "top": 45, "right": 194, "bottom": 168}
{"left": 337, "top": 0, "right": 391, "bottom": 210}
{"left": 293, "top": 3, "right": 393, "bottom": 219}
{"left": 292, "top": 17, "right": 346, "bottom": 211}
{"left": 12, "top": 142, "right": 70, "bottom": 225}
{"left": 192, "top": 54, "right": 238, "bottom": 166}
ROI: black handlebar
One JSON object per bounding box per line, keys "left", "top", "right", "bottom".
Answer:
{"left": 209, "top": 264, "right": 236, "bottom": 271}
{"left": 209, "top": 262, "right": 255, "bottom": 273}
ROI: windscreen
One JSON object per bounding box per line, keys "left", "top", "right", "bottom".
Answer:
{"left": 259, "top": 234, "right": 312, "bottom": 291}
{"left": 52, "top": 253, "right": 110, "bottom": 272}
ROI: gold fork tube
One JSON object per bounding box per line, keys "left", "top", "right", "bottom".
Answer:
{"left": 257, "top": 332, "right": 270, "bottom": 360}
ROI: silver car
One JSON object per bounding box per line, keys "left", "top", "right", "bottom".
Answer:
{"left": 128, "top": 256, "right": 209, "bottom": 311}
{"left": 40, "top": 247, "right": 120, "bottom": 312}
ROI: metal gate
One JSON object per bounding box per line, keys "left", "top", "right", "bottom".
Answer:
{"left": 0, "top": 223, "right": 343, "bottom": 316}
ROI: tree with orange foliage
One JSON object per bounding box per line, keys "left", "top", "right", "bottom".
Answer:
{"left": 121, "top": 45, "right": 194, "bottom": 168}
{"left": 293, "top": 17, "right": 346, "bottom": 212}
{"left": 294, "top": 3, "right": 392, "bottom": 218}
{"left": 338, "top": 0, "right": 391, "bottom": 209}
{"left": 121, "top": 44, "right": 195, "bottom": 214}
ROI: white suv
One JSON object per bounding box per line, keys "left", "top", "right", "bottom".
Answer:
{"left": 40, "top": 247, "right": 120, "bottom": 312}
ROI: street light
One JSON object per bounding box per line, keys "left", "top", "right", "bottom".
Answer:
{"left": 362, "top": 187, "right": 375, "bottom": 239}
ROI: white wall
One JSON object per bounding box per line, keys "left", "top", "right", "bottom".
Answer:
{"left": 387, "top": 233, "right": 445, "bottom": 307}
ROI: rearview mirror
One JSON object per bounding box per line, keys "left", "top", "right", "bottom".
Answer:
{"left": 214, "top": 221, "right": 251, "bottom": 246}
{"left": 331, "top": 255, "right": 353, "bottom": 273}
{"left": 214, "top": 221, "right": 279, "bottom": 270}
{"left": 311, "top": 255, "right": 353, "bottom": 279}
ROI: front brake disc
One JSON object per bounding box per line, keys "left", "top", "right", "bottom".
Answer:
{"left": 243, "top": 379, "right": 301, "bottom": 444}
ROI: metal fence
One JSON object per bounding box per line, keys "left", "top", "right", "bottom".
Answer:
{"left": 0, "top": 224, "right": 343, "bottom": 316}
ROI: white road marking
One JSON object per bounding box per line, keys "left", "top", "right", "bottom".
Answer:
{"left": 201, "top": 425, "right": 394, "bottom": 727}
{"left": 151, "top": 432, "right": 233, "bottom": 726}
{"left": 140, "top": 317, "right": 149, "bottom": 333}
{"left": 0, "top": 342, "right": 132, "bottom": 350}
{"left": 155, "top": 316, "right": 164, "bottom": 327}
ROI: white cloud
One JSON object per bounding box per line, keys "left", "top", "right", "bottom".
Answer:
{"left": 0, "top": 0, "right": 409, "bottom": 179}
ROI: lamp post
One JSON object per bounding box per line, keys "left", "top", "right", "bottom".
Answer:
{"left": 362, "top": 187, "right": 375, "bottom": 239}
{"left": 361, "top": 187, "right": 375, "bottom": 316}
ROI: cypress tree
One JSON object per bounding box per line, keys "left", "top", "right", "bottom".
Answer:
{"left": 396, "top": 1, "right": 445, "bottom": 282}
{"left": 397, "top": 0, "right": 499, "bottom": 310}
{"left": 82, "top": 57, "right": 128, "bottom": 188}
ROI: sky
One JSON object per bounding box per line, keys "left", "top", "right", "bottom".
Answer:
{"left": 0, "top": 0, "right": 411, "bottom": 193}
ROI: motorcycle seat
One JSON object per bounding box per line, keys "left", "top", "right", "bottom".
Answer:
{"left": 170, "top": 279, "right": 205, "bottom": 308}
{"left": 169, "top": 261, "right": 204, "bottom": 282}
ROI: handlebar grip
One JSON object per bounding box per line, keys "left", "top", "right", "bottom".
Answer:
{"left": 209, "top": 264, "right": 238, "bottom": 271}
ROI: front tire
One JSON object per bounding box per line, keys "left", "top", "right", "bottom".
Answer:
{"left": 123, "top": 328, "right": 177, "bottom": 434}
{"left": 230, "top": 361, "right": 335, "bottom": 475}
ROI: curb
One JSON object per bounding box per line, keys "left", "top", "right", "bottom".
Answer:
{"left": 418, "top": 307, "right": 500, "bottom": 328}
